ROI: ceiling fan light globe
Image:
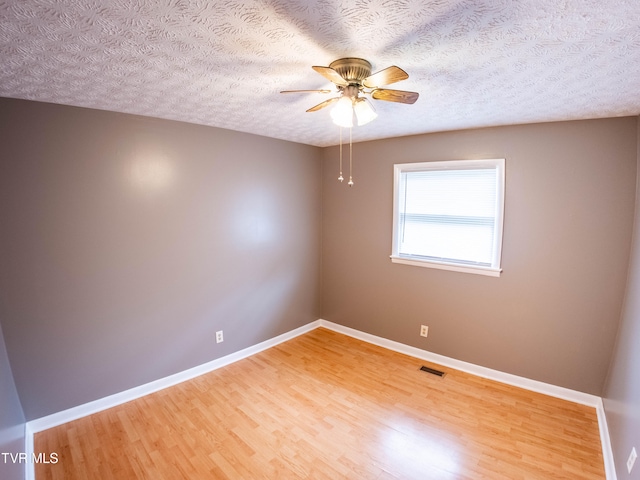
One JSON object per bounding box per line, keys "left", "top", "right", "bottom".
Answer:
{"left": 330, "top": 111, "right": 353, "bottom": 128}
{"left": 354, "top": 98, "right": 377, "bottom": 126}
{"left": 330, "top": 96, "right": 354, "bottom": 128}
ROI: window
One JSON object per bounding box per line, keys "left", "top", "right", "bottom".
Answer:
{"left": 391, "top": 159, "right": 505, "bottom": 276}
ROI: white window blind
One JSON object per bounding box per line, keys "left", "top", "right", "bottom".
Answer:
{"left": 392, "top": 159, "right": 505, "bottom": 276}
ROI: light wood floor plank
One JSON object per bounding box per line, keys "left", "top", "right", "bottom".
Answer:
{"left": 35, "top": 327, "right": 605, "bottom": 479}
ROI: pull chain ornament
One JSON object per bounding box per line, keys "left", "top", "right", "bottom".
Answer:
{"left": 338, "top": 125, "right": 354, "bottom": 186}
{"left": 338, "top": 127, "right": 344, "bottom": 182}
{"left": 348, "top": 127, "right": 354, "bottom": 186}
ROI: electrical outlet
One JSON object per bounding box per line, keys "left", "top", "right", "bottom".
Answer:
{"left": 420, "top": 325, "right": 429, "bottom": 337}
{"left": 628, "top": 447, "right": 637, "bottom": 474}
{"left": 216, "top": 330, "right": 224, "bottom": 344}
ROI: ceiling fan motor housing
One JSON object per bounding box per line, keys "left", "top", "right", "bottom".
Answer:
{"left": 329, "top": 58, "right": 372, "bottom": 86}
{"left": 286, "top": 57, "right": 418, "bottom": 112}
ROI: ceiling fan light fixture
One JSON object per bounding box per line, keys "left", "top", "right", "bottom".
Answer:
{"left": 330, "top": 96, "right": 354, "bottom": 128}
{"left": 354, "top": 97, "right": 377, "bottom": 126}
{"left": 283, "top": 58, "right": 419, "bottom": 187}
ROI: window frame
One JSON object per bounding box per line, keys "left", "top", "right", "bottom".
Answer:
{"left": 391, "top": 159, "right": 505, "bottom": 277}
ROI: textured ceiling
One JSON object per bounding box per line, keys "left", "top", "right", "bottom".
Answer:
{"left": 1, "top": 0, "right": 639, "bottom": 147}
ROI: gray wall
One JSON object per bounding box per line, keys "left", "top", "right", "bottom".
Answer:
{"left": 321, "top": 117, "right": 637, "bottom": 396}
{"left": 1, "top": 96, "right": 638, "bottom": 475}
{"left": 0, "top": 97, "right": 322, "bottom": 420}
{"left": 603, "top": 118, "right": 640, "bottom": 479}
{"left": 0, "top": 322, "right": 25, "bottom": 480}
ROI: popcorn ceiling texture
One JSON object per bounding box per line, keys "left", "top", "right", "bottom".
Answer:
{"left": 0, "top": 0, "right": 639, "bottom": 146}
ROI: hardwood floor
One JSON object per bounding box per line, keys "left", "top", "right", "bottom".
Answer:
{"left": 34, "top": 327, "right": 605, "bottom": 479}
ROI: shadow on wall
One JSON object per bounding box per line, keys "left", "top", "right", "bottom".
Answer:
{"left": 0, "top": 321, "right": 26, "bottom": 480}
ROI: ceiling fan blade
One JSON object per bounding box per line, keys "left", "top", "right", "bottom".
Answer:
{"left": 371, "top": 88, "right": 419, "bottom": 104}
{"left": 306, "top": 97, "right": 340, "bottom": 112}
{"left": 280, "top": 89, "right": 333, "bottom": 94}
{"left": 363, "top": 66, "right": 409, "bottom": 88}
{"left": 312, "top": 66, "right": 349, "bottom": 86}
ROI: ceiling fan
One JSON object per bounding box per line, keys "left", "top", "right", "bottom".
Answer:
{"left": 281, "top": 58, "right": 419, "bottom": 127}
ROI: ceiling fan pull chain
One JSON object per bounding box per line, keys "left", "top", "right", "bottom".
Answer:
{"left": 338, "top": 127, "right": 344, "bottom": 182}
{"left": 348, "top": 127, "right": 354, "bottom": 187}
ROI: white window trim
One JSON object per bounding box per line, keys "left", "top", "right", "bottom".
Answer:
{"left": 391, "top": 159, "right": 505, "bottom": 277}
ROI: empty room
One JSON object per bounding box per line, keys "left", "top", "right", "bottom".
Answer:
{"left": 1, "top": 1, "right": 639, "bottom": 479}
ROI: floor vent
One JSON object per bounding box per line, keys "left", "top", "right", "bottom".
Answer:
{"left": 420, "top": 365, "right": 446, "bottom": 377}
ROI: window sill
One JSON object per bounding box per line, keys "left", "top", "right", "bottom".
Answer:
{"left": 390, "top": 255, "right": 502, "bottom": 277}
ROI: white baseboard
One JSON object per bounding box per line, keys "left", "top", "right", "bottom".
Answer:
{"left": 24, "top": 422, "right": 33, "bottom": 480}
{"left": 25, "top": 320, "right": 321, "bottom": 480}
{"left": 25, "top": 318, "right": 616, "bottom": 480}
{"left": 318, "top": 320, "right": 600, "bottom": 406}
{"left": 317, "top": 319, "right": 616, "bottom": 479}
{"left": 26, "top": 320, "right": 322, "bottom": 434}
{"left": 596, "top": 398, "right": 618, "bottom": 480}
